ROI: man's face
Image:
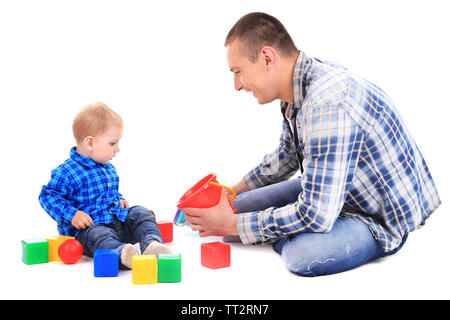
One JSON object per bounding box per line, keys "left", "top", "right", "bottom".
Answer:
{"left": 226, "top": 39, "right": 277, "bottom": 105}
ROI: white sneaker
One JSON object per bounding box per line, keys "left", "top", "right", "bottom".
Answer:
{"left": 142, "top": 241, "right": 172, "bottom": 255}
{"left": 120, "top": 243, "right": 138, "bottom": 269}
{"left": 133, "top": 242, "right": 141, "bottom": 254}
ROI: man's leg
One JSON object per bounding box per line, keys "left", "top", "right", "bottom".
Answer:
{"left": 273, "top": 216, "right": 385, "bottom": 276}
{"left": 224, "top": 178, "right": 303, "bottom": 242}
{"left": 229, "top": 178, "right": 386, "bottom": 276}
{"left": 232, "top": 178, "right": 303, "bottom": 213}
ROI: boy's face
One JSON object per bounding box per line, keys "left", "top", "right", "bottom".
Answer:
{"left": 90, "top": 126, "right": 123, "bottom": 164}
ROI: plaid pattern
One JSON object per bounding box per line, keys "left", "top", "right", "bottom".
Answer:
{"left": 39, "top": 147, "right": 128, "bottom": 236}
{"left": 238, "top": 51, "right": 441, "bottom": 252}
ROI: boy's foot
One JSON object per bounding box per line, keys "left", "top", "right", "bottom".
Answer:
{"left": 121, "top": 243, "right": 139, "bottom": 269}
{"left": 142, "top": 241, "right": 172, "bottom": 255}
{"left": 133, "top": 242, "right": 141, "bottom": 254}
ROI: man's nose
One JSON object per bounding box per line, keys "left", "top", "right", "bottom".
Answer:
{"left": 234, "top": 75, "right": 243, "bottom": 91}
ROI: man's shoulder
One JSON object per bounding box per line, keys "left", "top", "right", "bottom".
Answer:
{"left": 311, "top": 58, "right": 349, "bottom": 80}
{"left": 305, "top": 59, "right": 351, "bottom": 105}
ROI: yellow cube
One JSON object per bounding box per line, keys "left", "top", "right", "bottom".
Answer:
{"left": 132, "top": 255, "right": 158, "bottom": 285}
{"left": 45, "top": 235, "right": 75, "bottom": 262}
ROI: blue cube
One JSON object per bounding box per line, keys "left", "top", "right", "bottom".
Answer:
{"left": 94, "top": 249, "right": 119, "bottom": 277}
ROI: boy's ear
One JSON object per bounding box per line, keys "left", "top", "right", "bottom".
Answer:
{"left": 83, "top": 136, "right": 95, "bottom": 152}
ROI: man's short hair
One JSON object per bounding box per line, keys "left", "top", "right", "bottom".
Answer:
{"left": 225, "top": 12, "right": 298, "bottom": 62}
{"left": 72, "top": 101, "right": 123, "bottom": 143}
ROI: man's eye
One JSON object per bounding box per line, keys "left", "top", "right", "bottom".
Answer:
{"left": 110, "top": 143, "right": 116, "bottom": 146}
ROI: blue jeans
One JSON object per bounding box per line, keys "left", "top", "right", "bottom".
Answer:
{"left": 76, "top": 205, "right": 163, "bottom": 269}
{"left": 231, "top": 178, "right": 407, "bottom": 276}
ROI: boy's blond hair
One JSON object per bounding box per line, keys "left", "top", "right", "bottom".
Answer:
{"left": 72, "top": 102, "right": 123, "bottom": 143}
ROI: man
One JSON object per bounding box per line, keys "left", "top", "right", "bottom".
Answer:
{"left": 182, "top": 12, "right": 441, "bottom": 276}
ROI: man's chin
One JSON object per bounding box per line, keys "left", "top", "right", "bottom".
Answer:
{"left": 255, "top": 97, "right": 273, "bottom": 105}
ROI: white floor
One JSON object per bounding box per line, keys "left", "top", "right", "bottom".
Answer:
{"left": 1, "top": 0, "right": 449, "bottom": 301}
{"left": 4, "top": 207, "right": 450, "bottom": 300}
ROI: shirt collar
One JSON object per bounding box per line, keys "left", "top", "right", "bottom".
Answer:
{"left": 281, "top": 50, "right": 313, "bottom": 120}
{"left": 70, "top": 146, "right": 100, "bottom": 169}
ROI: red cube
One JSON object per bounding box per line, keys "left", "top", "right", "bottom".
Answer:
{"left": 157, "top": 221, "right": 173, "bottom": 243}
{"left": 201, "top": 241, "right": 230, "bottom": 269}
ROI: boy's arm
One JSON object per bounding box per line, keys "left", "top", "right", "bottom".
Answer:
{"left": 120, "top": 198, "right": 130, "bottom": 208}
{"left": 112, "top": 163, "right": 128, "bottom": 208}
{"left": 39, "top": 169, "right": 79, "bottom": 224}
{"left": 117, "top": 190, "right": 129, "bottom": 208}
{"left": 71, "top": 210, "right": 94, "bottom": 229}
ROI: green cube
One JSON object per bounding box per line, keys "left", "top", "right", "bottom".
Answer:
{"left": 22, "top": 238, "right": 49, "bottom": 265}
{"left": 157, "top": 253, "right": 181, "bottom": 283}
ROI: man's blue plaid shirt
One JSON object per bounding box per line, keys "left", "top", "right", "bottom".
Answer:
{"left": 238, "top": 51, "right": 441, "bottom": 252}
{"left": 39, "top": 147, "right": 129, "bottom": 236}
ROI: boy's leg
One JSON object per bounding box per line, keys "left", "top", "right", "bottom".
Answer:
{"left": 123, "top": 205, "right": 168, "bottom": 253}
{"left": 76, "top": 223, "right": 133, "bottom": 269}
{"left": 273, "top": 216, "right": 385, "bottom": 276}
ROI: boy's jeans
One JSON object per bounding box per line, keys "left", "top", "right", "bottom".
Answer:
{"left": 231, "top": 178, "right": 407, "bottom": 276}
{"left": 76, "top": 205, "right": 163, "bottom": 269}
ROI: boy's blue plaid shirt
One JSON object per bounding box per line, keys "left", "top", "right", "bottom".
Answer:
{"left": 239, "top": 51, "right": 441, "bottom": 252}
{"left": 39, "top": 147, "right": 128, "bottom": 236}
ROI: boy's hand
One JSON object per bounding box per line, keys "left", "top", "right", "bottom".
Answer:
{"left": 120, "top": 199, "right": 130, "bottom": 208}
{"left": 71, "top": 210, "right": 94, "bottom": 230}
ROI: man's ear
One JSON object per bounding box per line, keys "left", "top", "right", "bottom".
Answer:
{"left": 260, "top": 46, "right": 277, "bottom": 70}
{"left": 83, "top": 136, "right": 95, "bottom": 152}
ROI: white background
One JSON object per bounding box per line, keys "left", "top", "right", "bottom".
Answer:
{"left": 0, "top": 0, "right": 449, "bottom": 299}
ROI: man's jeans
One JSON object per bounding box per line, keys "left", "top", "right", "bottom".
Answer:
{"left": 231, "top": 178, "right": 407, "bottom": 276}
{"left": 76, "top": 205, "right": 163, "bottom": 269}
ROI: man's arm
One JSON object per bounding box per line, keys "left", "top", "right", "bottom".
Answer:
{"left": 237, "top": 103, "right": 365, "bottom": 244}
{"left": 183, "top": 104, "right": 364, "bottom": 242}
{"left": 231, "top": 178, "right": 250, "bottom": 194}
{"left": 243, "top": 120, "right": 300, "bottom": 190}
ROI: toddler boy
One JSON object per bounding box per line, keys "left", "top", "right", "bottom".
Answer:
{"left": 39, "top": 102, "right": 171, "bottom": 269}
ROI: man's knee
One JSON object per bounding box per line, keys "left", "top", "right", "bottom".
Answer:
{"left": 283, "top": 252, "right": 338, "bottom": 277}
{"left": 279, "top": 233, "right": 384, "bottom": 277}
{"left": 278, "top": 233, "right": 350, "bottom": 277}
{"left": 281, "top": 241, "right": 329, "bottom": 277}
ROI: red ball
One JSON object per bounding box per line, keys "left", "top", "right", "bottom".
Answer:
{"left": 58, "top": 239, "right": 83, "bottom": 264}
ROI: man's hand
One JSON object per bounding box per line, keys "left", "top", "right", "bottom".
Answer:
{"left": 71, "top": 210, "right": 94, "bottom": 230}
{"left": 182, "top": 189, "right": 238, "bottom": 237}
